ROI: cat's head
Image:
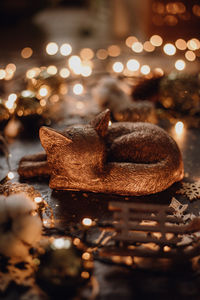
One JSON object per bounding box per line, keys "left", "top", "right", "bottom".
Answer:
{"left": 39, "top": 110, "right": 110, "bottom": 176}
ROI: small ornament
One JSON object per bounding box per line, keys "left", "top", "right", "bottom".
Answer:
{"left": 177, "top": 181, "right": 200, "bottom": 201}
{"left": 36, "top": 237, "right": 93, "bottom": 298}
{"left": 0, "top": 193, "right": 42, "bottom": 258}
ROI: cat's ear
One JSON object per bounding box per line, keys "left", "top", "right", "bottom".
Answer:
{"left": 39, "top": 127, "right": 72, "bottom": 152}
{"left": 90, "top": 109, "right": 110, "bottom": 137}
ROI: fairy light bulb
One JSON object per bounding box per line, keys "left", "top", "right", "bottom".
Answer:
{"left": 82, "top": 217, "right": 92, "bottom": 226}
{"left": 126, "top": 59, "right": 140, "bottom": 71}
{"left": 175, "top": 121, "right": 184, "bottom": 135}
{"left": 131, "top": 42, "right": 143, "bottom": 53}
{"left": 112, "top": 62, "right": 124, "bottom": 73}
{"left": 60, "top": 43, "right": 72, "bottom": 56}
{"left": 140, "top": 65, "right": 150, "bottom": 75}
{"left": 73, "top": 83, "right": 84, "bottom": 95}
{"left": 7, "top": 172, "right": 15, "bottom": 180}
{"left": 46, "top": 42, "right": 58, "bottom": 55}
{"left": 150, "top": 35, "right": 163, "bottom": 47}
{"left": 175, "top": 59, "right": 185, "bottom": 71}
{"left": 163, "top": 43, "right": 176, "bottom": 55}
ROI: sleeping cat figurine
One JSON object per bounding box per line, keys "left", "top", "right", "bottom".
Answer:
{"left": 18, "top": 109, "right": 184, "bottom": 196}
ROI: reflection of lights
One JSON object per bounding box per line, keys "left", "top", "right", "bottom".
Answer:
{"left": 112, "top": 62, "right": 124, "bottom": 73}
{"left": 73, "top": 83, "right": 84, "bottom": 95}
{"left": 175, "top": 59, "right": 185, "bottom": 71}
{"left": 5, "top": 93, "right": 17, "bottom": 109}
{"left": 82, "top": 217, "right": 92, "bottom": 226}
{"left": 34, "top": 197, "right": 42, "bottom": 203}
{"left": 0, "top": 69, "right": 6, "bottom": 80}
{"left": 143, "top": 41, "right": 155, "bottom": 52}
{"left": 131, "top": 42, "right": 143, "bottom": 53}
{"left": 52, "top": 238, "right": 71, "bottom": 249}
{"left": 150, "top": 35, "right": 163, "bottom": 47}
{"left": 81, "top": 65, "right": 92, "bottom": 77}
{"left": 126, "top": 59, "right": 140, "bottom": 71}
{"left": 140, "top": 65, "right": 150, "bottom": 75}
{"left": 108, "top": 45, "right": 121, "bottom": 57}
{"left": 163, "top": 43, "right": 176, "bottom": 55}
{"left": 96, "top": 49, "right": 108, "bottom": 60}
{"left": 60, "top": 43, "right": 72, "bottom": 56}
{"left": 21, "top": 47, "right": 33, "bottom": 59}
{"left": 175, "top": 121, "right": 184, "bottom": 135}
{"left": 80, "top": 48, "right": 94, "bottom": 60}
{"left": 125, "top": 36, "right": 138, "bottom": 48}
{"left": 185, "top": 50, "right": 196, "bottom": 61}
{"left": 46, "top": 42, "right": 58, "bottom": 55}
{"left": 175, "top": 39, "right": 187, "bottom": 50}
{"left": 47, "top": 65, "right": 57, "bottom": 75}
{"left": 109, "top": 120, "right": 112, "bottom": 126}
{"left": 7, "top": 172, "right": 15, "bottom": 180}
{"left": 39, "top": 86, "right": 49, "bottom": 97}
{"left": 59, "top": 68, "right": 70, "bottom": 78}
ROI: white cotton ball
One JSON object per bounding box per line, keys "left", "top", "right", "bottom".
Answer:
{"left": 6, "top": 193, "right": 36, "bottom": 218}
{"left": 0, "top": 193, "right": 42, "bottom": 258}
{"left": 0, "top": 232, "right": 29, "bottom": 258}
{"left": 13, "top": 215, "right": 42, "bottom": 245}
{"left": 0, "top": 195, "right": 8, "bottom": 224}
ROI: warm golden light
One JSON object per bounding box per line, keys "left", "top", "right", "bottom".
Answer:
{"left": 39, "top": 86, "right": 49, "bottom": 97}
{"left": 7, "top": 172, "right": 15, "bottom": 180}
{"left": 46, "top": 42, "right": 58, "bottom": 55}
{"left": 82, "top": 252, "right": 91, "bottom": 260}
{"left": 81, "top": 271, "right": 90, "bottom": 279}
{"left": 131, "top": 42, "right": 143, "bottom": 53}
{"left": 140, "top": 65, "right": 150, "bottom": 75}
{"left": 175, "top": 59, "right": 185, "bottom": 71}
{"left": 175, "top": 121, "right": 184, "bottom": 135}
{"left": 68, "top": 55, "right": 82, "bottom": 74}
{"left": 81, "top": 65, "right": 92, "bottom": 77}
{"left": 80, "top": 48, "right": 94, "bottom": 60}
{"left": 21, "top": 47, "right": 33, "bottom": 59}
{"left": 52, "top": 238, "right": 71, "bottom": 249}
{"left": 34, "top": 197, "right": 42, "bottom": 203}
{"left": 5, "top": 93, "right": 17, "bottom": 109}
{"left": 126, "top": 59, "right": 140, "bottom": 71}
{"left": 26, "top": 67, "right": 40, "bottom": 79}
{"left": 59, "top": 68, "right": 70, "bottom": 78}
{"left": 150, "top": 35, "right": 163, "bottom": 47}
{"left": 47, "top": 65, "right": 57, "bottom": 75}
{"left": 108, "top": 45, "right": 121, "bottom": 57}
{"left": 73, "top": 83, "right": 84, "bottom": 95}
{"left": 82, "top": 217, "right": 92, "bottom": 226}
{"left": 60, "top": 43, "right": 72, "bottom": 56}
{"left": 112, "top": 62, "right": 124, "bottom": 73}
{"left": 125, "top": 36, "right": 138, "bottom": 48}
{"left": 0, "top": 69, "right": 6, "bottom": 80}
{"left": 175, "top": 39, "right": 187, "bottom": 50}
{"left": 6, "top": 63, "right": 16, "bottom": 72}
{"left": 185, "top": 50, "right": 196, "bottom": 61}
{"left": 143, "top": 41, "right": 155, "bottom": 52}
{"left": 187, "top": 39, "right": 198, "bottom": 51}
{"left": 96, "top": 49, "right": 108, "bottom": 60}
{"left": 163, "top": 43, "right": 176, "bottom": 55}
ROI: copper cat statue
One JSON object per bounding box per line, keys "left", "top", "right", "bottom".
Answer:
{"left": 26, "top": 109, "right": 183, "bottom": 196}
